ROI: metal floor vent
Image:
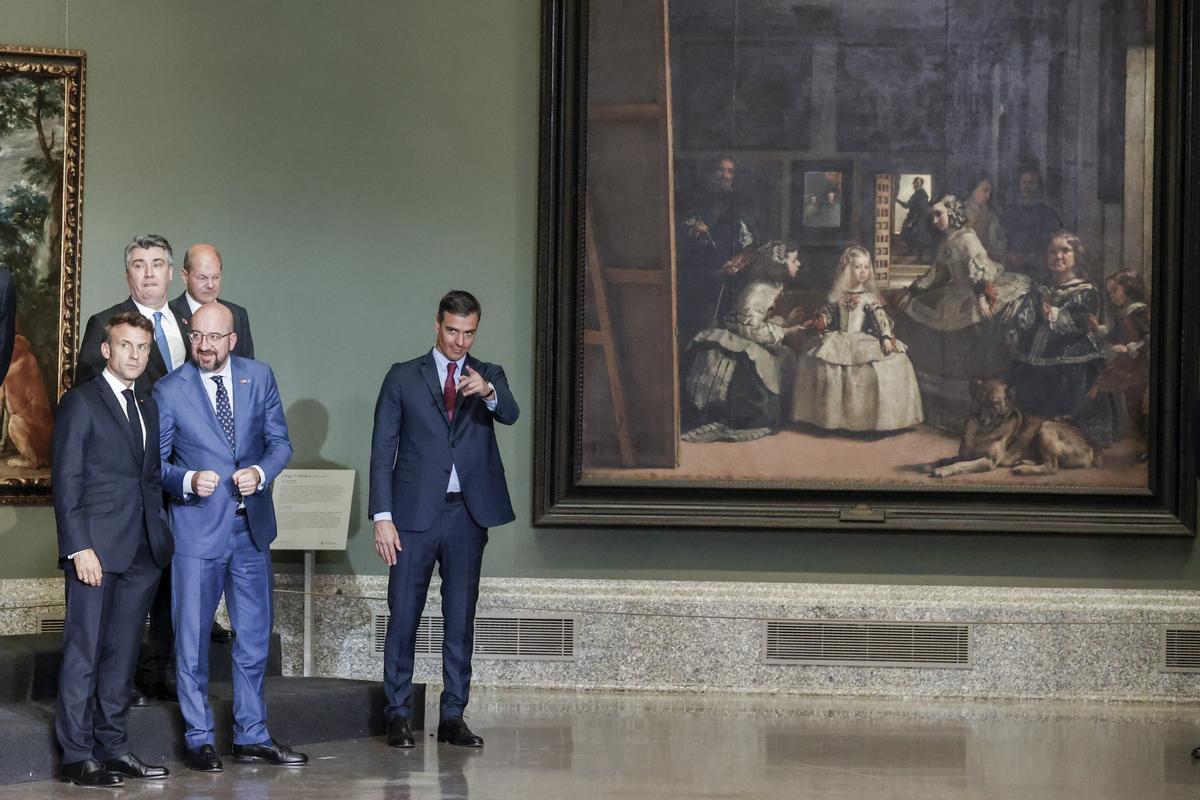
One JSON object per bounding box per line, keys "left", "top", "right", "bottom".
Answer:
{"left": 37, "top": 614, "right": 65, "bottom": 634}
{"left": 1162, "top": 626, "right": 1200, "bottom": 672}
{"left": 763, "top": 620, "right": 972, "bottom": 668}
{"left": 373, "top": 613, "right": 577, "bottom": 661}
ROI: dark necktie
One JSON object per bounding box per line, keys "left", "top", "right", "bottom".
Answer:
{"left": 212, "top": 375, "right": 236, "bottom": 452}
{"left": 152, "top": 311, "right": 172, "bottom": 369}
{"left": 122, "top": 388, "right": 144, "bottom": 461}
{"left": 444, "top": 362, "right": 457, "bottom": 420}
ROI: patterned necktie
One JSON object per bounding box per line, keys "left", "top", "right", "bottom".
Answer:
{"left": 212, "top": 375, "right": 236, "bottom": 452}
{"left": 443, "top": 362, "right": 457, "bottom": 420}
{"left": 152, "top": 311, "right": 172, "bottom": 369}
{"left": 122, "top": 388, "right": 144, "bottom": 461}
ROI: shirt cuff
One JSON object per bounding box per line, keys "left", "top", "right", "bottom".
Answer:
{"left": 67, "top": 550, "right": 83, "bottom": 560}
{"left": 182, "top": 469, "right": 197, "bottom": 499}
{"left": 373, "top": 512, "right": 393, "bottom": 522}
{"left": 253, "top": 465, "right": 266, "bottom": 492}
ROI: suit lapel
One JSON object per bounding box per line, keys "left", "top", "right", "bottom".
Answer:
{"left": 230, "top": 357, "right": 250, "bottom": 458}
{"left": 183, "top": 364, "right": 230, "bottom": 450}
{"left": 421, "top": 355, "right": 451, "bottom": 428}
{"left": 92, "top": 376, "right": 144, "bottom": 464}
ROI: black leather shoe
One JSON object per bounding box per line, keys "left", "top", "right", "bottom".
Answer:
{"left": 184, "top": 744, "right": 223, "bottom": 772}
{"left": 232, "top": 740, "right": 308, "bottom": 766}
{"left": 210, "top": 621, "right": 235, "bottom": 643}
{"left": 102, "top": 753, "right": 169, "bottom": 779}
{"left": 128, "top": 687, "right": 149, "bottom": 707}
{"left": 59, "top": 759, "right": 123, "bottom": 787}
{"left": 387, "top": 716, "right": 415, "bottom": 748}
{"left": 437, "top": 716, "right": 483, "bottom": 747}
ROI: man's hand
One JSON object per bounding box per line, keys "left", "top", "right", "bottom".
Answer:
{"left": 374, "top": 520, "right": 403, "bottom": 565}
{"left": 73, "top": 549, "right": 103, "bottom": 587}
{"left": 232, "top": 468, "right": 260, "bottom": 497}
{"left": 457, "top": 366, "right": 493, "bottom": 399}
{"left": 191, "top": 470, "right": 221, "bottom": 497}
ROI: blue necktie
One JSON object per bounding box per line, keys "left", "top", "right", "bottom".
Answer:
{"left": 152, "top": 311, "right": 172, "bottom": 369}
{"left": 212, "top": 375, "right": 235, "bottom": 453}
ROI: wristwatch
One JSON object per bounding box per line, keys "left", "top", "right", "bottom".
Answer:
{"left": 484, "top": 381, "right": 496, "bottom": 400}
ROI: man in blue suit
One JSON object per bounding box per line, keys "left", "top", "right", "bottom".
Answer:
{"left": 154, "top": 301, "right": 305, "bottom": 771}
{"left": 52, "top": 312, "right": 174, "bottom": 786}
{"left": 370, "top": 290, "right": 519, "bottom": 749}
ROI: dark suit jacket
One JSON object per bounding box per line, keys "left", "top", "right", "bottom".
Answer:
{"left": 51, "top": 376, "right": 173, "bottom": 572}
{"left": 75, "top": 298, "right": 191, "bottom": 394}
{"left": 155, "top": 356, "right": 292, "bottom": 557}
{"left": 0, "top": 268, "right": 15, "bottom": 387}
{"left": 369, "top": 351, "right": 519, "bottom": 531}
{"left": 169, "top": 292, "right": 255, "bottom": 359}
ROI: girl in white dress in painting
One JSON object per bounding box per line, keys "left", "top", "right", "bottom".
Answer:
{"left": 792, "top": 245, "right": 923, "bottom": 432}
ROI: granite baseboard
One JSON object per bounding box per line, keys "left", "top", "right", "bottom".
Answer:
{"left": 5, "top": 576, "right": 1200, "bottom": 702}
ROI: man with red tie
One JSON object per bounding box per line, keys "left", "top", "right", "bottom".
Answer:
{"left": 369, "top": 290, "right": 519, "bottom": 749}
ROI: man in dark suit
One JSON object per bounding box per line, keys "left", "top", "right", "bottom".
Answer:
{"left": 52, "top": 312, "right": 174, "bottom": 786}
{"left": 76, "top": 235, "right": 193, "bottom": 702}
{"left": 169, "top": 243, "right": 255, "bottom": 359}
{"left": 155, "top": 301, "right": 305, "bottom": 771}
{"left": 369, "top": 290, "right": 519, "bottom": 749}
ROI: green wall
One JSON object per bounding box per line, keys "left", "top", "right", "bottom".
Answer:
{"left": 1, "top": 0, "right": 1196, "bottom": 588}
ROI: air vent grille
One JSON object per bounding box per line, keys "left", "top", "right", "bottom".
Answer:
{"left": 37, "top": 614, "right": 65, "bottom": 634}
{"left": 1163, "top": 626, "right": 1200, "bottom": 672}
{"left": 764, "top": 620, "right": 971, "bottom": 668}
{"left": 373, "top": 613, "right": 576, "bottom": 661}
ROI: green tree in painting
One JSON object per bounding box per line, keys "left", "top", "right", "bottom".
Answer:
{"left": 0, "top": 74, "right": 65, "bottom": 399}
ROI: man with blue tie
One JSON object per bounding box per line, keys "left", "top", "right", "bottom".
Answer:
{"left": 75, "top": 234, "right": 190, "bottom": 704}
{"left": 370, "top": 290, "right": 520, "bottom": 749}
{"left": 154, "top": 301, "right": 305, "bottom": 771}
{"left": 52, "top": 312, "right": 173, "bottom": 786}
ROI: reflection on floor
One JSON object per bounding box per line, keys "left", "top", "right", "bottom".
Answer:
{"left": 5, "top": 688, "right": 1200, "bottom": 799}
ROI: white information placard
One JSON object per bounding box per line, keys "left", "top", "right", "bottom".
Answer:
{"left": 270, "top": 469, "right": 355, "bottom": 551}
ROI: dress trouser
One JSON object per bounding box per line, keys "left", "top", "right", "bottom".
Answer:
{"left": 173, "top": 515, "right": 274, "bottom": 749}
{"left": 383, "top": 495, "right": 487, "bottom": 722}
{"left": 135, "top": 567, "right": 174, "bottom": 689}
{"left": 55, "top": 535, "right": 162, "bottom": 764}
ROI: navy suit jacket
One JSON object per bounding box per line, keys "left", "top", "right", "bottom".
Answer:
{"left": 169, "top": 292, "right": 255, "bottom": 359}
{"left": 51, "top": 376, "right": 173, "bottom": 572}
{"left": 76, "top": 297, "right": 191, "bottom": 394}
{"left": 369, "top": 351, "right": 518, "bottom": 531}
{"left": 154, "top": 356, "right": 292, "bottom": 558}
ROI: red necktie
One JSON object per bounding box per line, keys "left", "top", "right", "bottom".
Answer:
{"left": 444, "top": 362, "right": 457, "bottom": 420}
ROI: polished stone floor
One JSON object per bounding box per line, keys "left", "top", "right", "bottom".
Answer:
{"left": 5, "top": 688, "right": 1200, "bottom": 799}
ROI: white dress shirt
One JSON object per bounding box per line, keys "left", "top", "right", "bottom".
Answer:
{"left": 132, "top": 298, "right": 186, "bottom": 370}
{"left": 373, "top": 347, "right": 498, "bottom": 524}
{"left": 184, "top": 292, "right": 203, "bottom": 314}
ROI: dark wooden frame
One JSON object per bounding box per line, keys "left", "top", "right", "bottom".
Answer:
{"left": 0, "top": 45, "right": 86, "bottom": 504}
{"left": 534, "top": 0, "right": 1199, "bottom": 534}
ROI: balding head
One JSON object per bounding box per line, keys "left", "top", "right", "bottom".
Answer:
{"left": 188, "top": 301, "right": 237, "bottom": 372}
{"left": 182, "top": 243, "right": 224, "bottom": 304}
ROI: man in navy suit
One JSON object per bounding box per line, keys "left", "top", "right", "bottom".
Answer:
{"left": 155, "top": 301, "right": 305, "bottom": 771}
{"left": 52, "top": 312, "right": 174, "bottom": 786}
{"left": 370, "top": 290, "right": 519, "bottom": 749}
{"left": 169, "top": 243, "right": 255, "bottom": 360}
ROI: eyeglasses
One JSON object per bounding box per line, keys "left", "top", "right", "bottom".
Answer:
{"left": 187, "top": 331, "right": 233, "bottom": 345}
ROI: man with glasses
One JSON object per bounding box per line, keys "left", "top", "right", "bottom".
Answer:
{"left": 170, "top": 243, "right": 255, "bottom": 359}
{"left": 75, "top": 234, "right": 191, "bottom": 704}
{"left": 154, "top": 301, "right": 305, "bottom": 771}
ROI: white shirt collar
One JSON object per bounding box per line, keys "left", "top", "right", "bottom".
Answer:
{"left": 130, "top": 297, "right": 171, "bottom": 319}
{"left": 199, "top": 357, "right": 233, "bottom": 383}
{"left": 100, "top": 367, "right": 135, "bottom": 398}
{"left": 431, "top": 346, "right": 465, "bottom": 374}
{"left": 185, "top": 292, "right": 203, "bottom": 314}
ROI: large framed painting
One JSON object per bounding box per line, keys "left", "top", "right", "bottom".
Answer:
{"left": 534, "top": 1, "right": 1199, "bottom": 534}
{"left": 0, "top": 46, "right": 86, "bottom": 503}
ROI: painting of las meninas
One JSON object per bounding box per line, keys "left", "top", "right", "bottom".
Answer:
{"left": 0, "top": 46, "right": 85, "bottom": 503}
{"left": 536, "top": 1, "right": 1197, "bottom": 532}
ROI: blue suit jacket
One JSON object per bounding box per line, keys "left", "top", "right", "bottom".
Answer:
{"left": 52, "top": 377, "right": 173, "bottom": 571}
{"left": 369, "top": 351, "right": 519, "bottom": 531}
{"left": 154, "top": 356, "right": 292, "bottom": 558}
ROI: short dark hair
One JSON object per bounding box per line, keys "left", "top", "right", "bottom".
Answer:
{"left": 1106, "top": 269, "right": 1148, "bottom": 304}
{"left": 438, "top": 290, "right": 481, "bottom": 321}
{"left": 103, "top": 311, "right": 154, "bottom": 342}
{"left": 123, "top": 234, "right": 174, "bottom": 269}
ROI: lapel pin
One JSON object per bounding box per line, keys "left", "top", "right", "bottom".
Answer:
{"left": 239, "top": 378, "right": 250, "bottom": 384}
